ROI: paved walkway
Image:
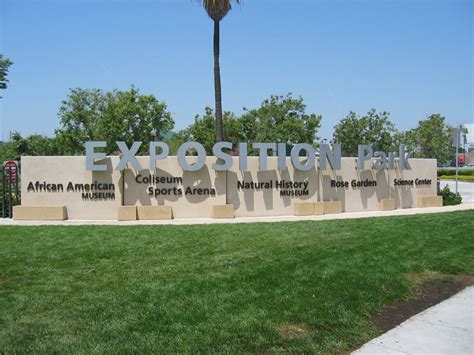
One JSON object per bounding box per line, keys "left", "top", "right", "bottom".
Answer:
{"left": 354, "top": 286, "right": 474, "bottom": 355}
{"left": 0, "top": 203, "right": 473, "bottom": 226}
{"left": 440, "top": 180, "right": 474, "bottom": 204}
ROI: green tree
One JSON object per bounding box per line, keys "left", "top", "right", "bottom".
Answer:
{"left": 240, "top": 94, "right": 322, "bottom": 150}
{"left": 0, "top": 132, "right": 60, "bottom": 162}
{"left": 0, "top": 54, "right": 13, "bottom": 97}
{"left": 55, "top": 88, "right": 105, "bottom": 154}
{"left": 332, "top": 109, "right": 397, "bottom": 156}
{"left": 174, "top": 107, "right": 243, "bottom": 154}
{"left": 393, "top": 129, "right": 418, "bottom": 156}
{"left": 414, "top": 114, "right": 453, "bottom": 163}
{"left": 179, "top": 94, "right": 321, "bottom": 155}
{"left": 0, "top": 141, "right": 18, "bottom": 163}
{"left": 10, "top": 132, "right": 60, "bottom": 159}
{"left": 166, "top": 131, "right": 191, "bottom": 155}
{"left": 55, "top": 87, "right": 174, "bottom": 155}
{"left": 198, "top": 0, "right": 240, "bottom": 143}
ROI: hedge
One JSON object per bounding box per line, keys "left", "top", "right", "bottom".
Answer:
{"left": 437, "top": 168, "right": 474, "bottom": 176}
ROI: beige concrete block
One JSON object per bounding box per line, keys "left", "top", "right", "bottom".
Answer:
{"left": 314, "top": 202, "right": 325, "bottom": 215}
{"left": 324, "top": 201, "right": 343, "bottom": 214}
{"left": 13, "top": 206, "right": 67, "bottom": 220}
{"left": 379, "top": 198, "right": 396, "bottom": 211}
{"left": 212, "top": 204, "right": 235, "bottom": 219}
{"left": 294, "top": 203, "right": 315, "bottom": 216}
{"left": 418, "top": 196, "right": 443, "bottom": 208}
{"left": 137, "top": 206, "right": 173, "bottom": 220}
{"left": 118, "top": 206, "right": 137, "bottom": 221}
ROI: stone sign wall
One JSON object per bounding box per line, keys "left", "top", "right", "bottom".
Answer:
{"left": 19, "top": 156, "right": 438, "bottom": 220}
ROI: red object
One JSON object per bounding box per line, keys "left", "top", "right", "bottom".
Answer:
{"left": 458, "top": 153, "right": 465, "bottom": 167}
{"left": 3, "top": 161, "right": 18, "bottom": 183}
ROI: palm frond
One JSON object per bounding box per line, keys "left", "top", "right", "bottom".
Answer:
{"left": 201, "top": 0, "right": 240, "bottom": 21}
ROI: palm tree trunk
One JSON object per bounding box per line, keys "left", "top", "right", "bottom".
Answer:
{"left": 213, "top": 19, "right": 223, "bottom": 143}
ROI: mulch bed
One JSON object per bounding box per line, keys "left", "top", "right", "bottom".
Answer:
{"left": 370, "top": 274, "right": 474, "bottom": 332}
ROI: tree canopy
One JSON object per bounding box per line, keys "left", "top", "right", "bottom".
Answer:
{"left": 241, "top": 94, "right": 322, "bottom": 147}
{"left": 0, "top": 133, "right": 59, "bottom": 162}
{"left": 332, "top": 109, "right": 398, "bottom": 156}
{"left": 168, "top": 94, "right": 322, "bottom": 155}
{"left": 55, "top": 87, "right": 174, "bottom": 155}
{"left": 0, "top": 54, "right": 13, "bottom": 97}
{"left": 0, "top": 82, "right": 456, "bottom": 165}
{"left": 412, "top": 114, "right": 453, "bottom": 163}
{"left": 183, "top": 108, "right": 242, "bottom": 154}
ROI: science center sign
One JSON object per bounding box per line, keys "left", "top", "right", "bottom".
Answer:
{"left": 14, "top": 142, "right": 442, "bottom": 221}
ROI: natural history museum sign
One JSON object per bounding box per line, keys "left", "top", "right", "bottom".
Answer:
{"left": 14, "top": 141, "right": 442, "bottom": 221}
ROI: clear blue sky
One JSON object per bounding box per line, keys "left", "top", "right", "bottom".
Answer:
{"left": 0, "top": 0, "right": 472, "bottom": 142}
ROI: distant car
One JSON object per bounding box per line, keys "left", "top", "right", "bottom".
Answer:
{"left": 466, "top": 163, "right": 474, "bottom": 168}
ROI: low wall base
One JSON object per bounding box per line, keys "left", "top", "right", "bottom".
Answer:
{"left": 212, "top": 205, "right": 235, "bottom": 219}
{"left": 418, "top": 196, "right": 443, "bottom": 208}
{"left": 13, "top": 206, "right": 67, "bottom": 220}
{"left": 118, "top": 207, "right": 137, "bottom": 221}
{"left": 324, "top": 201, "right": 343, "bottom": 214}
{"left": 380, "top": 199, "right": 396, "bottom": 211}
{"left": 294, "top": 203, "right": 315, "bottom": 216}
{"left": 137, "top": 206, "right": 173, "bottom": 220}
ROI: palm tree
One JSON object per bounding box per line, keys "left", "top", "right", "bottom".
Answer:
{"left": 199, "top": 0, "right": 240, "bottom": 142}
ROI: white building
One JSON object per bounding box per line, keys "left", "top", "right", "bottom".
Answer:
{"left": 464, "top": 123, "right": 474, "bottom": 152}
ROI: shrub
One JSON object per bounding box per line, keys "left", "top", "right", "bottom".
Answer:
{"left": 438, "top": 184, "right": 462, "bottom": 206}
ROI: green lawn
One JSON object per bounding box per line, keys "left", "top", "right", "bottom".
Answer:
{"left": 1, "top": 211, "right": 473, "bottom": 353}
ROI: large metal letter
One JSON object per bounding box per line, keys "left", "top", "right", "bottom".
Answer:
{"left": 116, "top": 142, "right": 143, "bottom": 171}
{"left": 277, "top": 143, "right": 287, "bottom": 171}
{"left": 319, "top": 144, "right": 341, "bottom": 170}
{"left": 388, "top": 152, "right": 396, "bottom": 169}
{"left": 398, "top": 144, "right": 411, "bottom": 170}
{"left": 239, "top": 143, "right": 248, "bottom": 171}
{"left": 253, "top": 143, "right": 276, "bottom": 171}
{"left": 86, "top": 141, "right": 107, "bottom": 172}
{"left": 150, "top": 142, "right": 169, "bottom": 171}
{"left": 358, "top": 145, "right": 373, "bottom": 170}
{"left": 212, "top": 142, "right": 233, "bottom": 171}
{"left": 291, "top": 143, "right": 316, "bottom": 171}
{"left": 373, "top": 151, "right": 387, "bottom": 171}
{"left": 177, "top": 142, "right": 206, "bottom": 172}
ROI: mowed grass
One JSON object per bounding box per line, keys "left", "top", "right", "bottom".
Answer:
{"left": 0, "top": 211, "right": 473, "bottom": 353}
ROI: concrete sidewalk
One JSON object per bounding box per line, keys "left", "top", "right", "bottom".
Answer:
{"left": 354, "top": 287, "right": 474, "bottom": 355}
{"left": 0, "top": 203, "right": 473, "bottom": 226}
